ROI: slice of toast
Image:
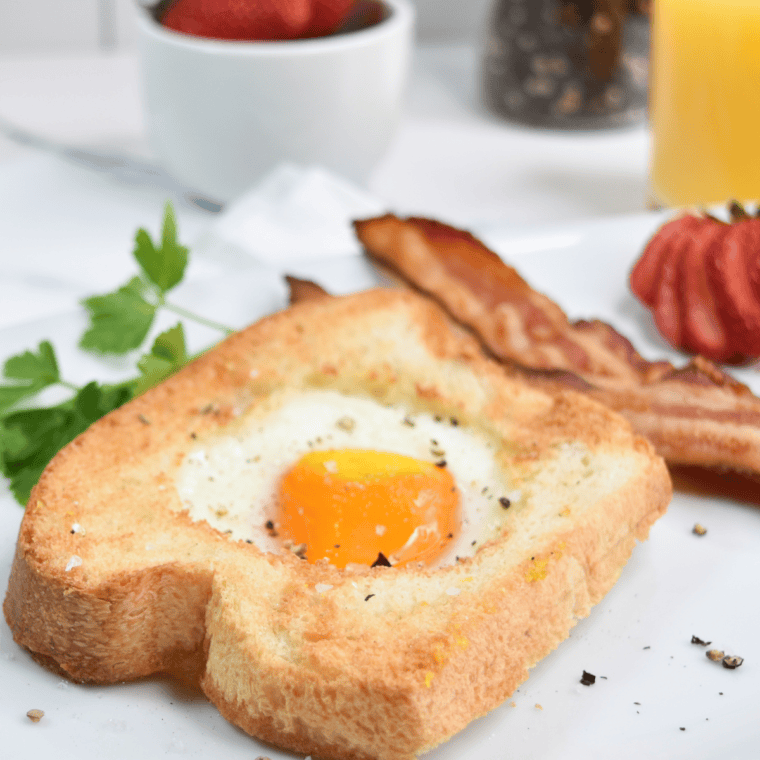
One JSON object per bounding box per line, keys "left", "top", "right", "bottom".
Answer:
{"left": 3, "top": 289, "right": 670, "bottom": 760}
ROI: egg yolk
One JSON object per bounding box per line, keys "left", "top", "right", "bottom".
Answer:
{"left": 276, "top": 449, "right": 460, "bottom": 568}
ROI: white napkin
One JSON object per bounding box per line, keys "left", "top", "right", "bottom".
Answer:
{"left": 194, "top": 164, "right": 388, "bottom": 267}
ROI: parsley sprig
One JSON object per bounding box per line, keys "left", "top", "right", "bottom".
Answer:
{"left": 80, "top": 201, "right": 233, "bottom": 353}
{"left": 0, "top": 203, "right": 234, "bottom": 506}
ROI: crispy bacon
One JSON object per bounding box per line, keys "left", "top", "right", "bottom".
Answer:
{"left": 285, "top": 275, "right": 330, "bottom": 304}
{"left": 353, "top": 214, "right": 760, "bottom": 479}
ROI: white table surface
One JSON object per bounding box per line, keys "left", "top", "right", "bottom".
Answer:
{"left": 0, "top": 42, "right": 652, "bottom": 332}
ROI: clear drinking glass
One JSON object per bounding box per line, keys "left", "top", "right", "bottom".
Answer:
{"left": 648, "top": 0, "right": 760, "bottom": 208}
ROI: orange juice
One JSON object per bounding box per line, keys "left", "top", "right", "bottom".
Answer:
{"left": 648, "top": 0, "right": 760, "bottom": 207}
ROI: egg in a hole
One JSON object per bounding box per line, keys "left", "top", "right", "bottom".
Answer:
{"left": 176, "top": 389, "right": 517, "bottom": 568}
{"left": 6, "top": 288, "right": 672, "bottom": 760}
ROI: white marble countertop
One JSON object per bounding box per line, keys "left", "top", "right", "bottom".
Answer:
{"left": 0, "top": 43, "right": 652, "bottom": 224}
{"left": 0, "top": 42, "right": 652, "bottom": 330}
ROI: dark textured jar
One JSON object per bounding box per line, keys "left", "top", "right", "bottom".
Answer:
{"left": 482, "top": 0, "right": 650, "bottom": 129}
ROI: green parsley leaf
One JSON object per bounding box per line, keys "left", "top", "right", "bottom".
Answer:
{"left": 0, "top": 385, "right": 42, "bottom": 414}
{"left": 0, "top": 419, "right": 26, "bottom": 461}
{"left": 4, "top": 340, "right": 59, "bottom": 383}
{"left": 0, "top": 341, "right": 61, "bottom": 413}
{"left": 134, "top": 323, "right": 187, "bottom": 395}
{"left": 0, "top": 405, "right": 72, "bottom": 504}
{"left": 0, "top": 380, "right": 134, "bottom": 505}
{"left": 74, "top": 380, "right": 133, "bottom": 420}
{"left": 133, "top": 202, "right": 188, "bottom": 293}
{"left": 96, "top": 380, "right": 138, "bottom": 413}
{"left": 0, "top": 203, "right": 204, "bottom": 506}
{"left": 80, "top": 276, "right": 157, "bottom": 354}
{"left": 4, "top": 460, "right": 44, "bottom": 508}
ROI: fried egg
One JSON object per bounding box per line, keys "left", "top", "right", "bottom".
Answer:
{"left": 176, "top": 389, "right": 518, "bottom": 567}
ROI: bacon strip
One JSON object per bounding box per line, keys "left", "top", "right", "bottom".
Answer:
{"left": 285, "top": 275, "right": 331, "bottom": 303}
{"left": 354, "top": 214, "right": 760, "bottom": 478}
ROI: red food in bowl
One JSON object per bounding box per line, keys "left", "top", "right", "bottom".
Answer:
{"left": 161, "top": 0, "right": 356, "bottom": 41}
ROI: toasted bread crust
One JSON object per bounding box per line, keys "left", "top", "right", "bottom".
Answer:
{"left": 4, "top": 289, "right": 670, "bottom": 760}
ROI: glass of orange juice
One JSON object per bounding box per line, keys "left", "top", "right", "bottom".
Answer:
{"left": 648, "top": 0, "right": 760, "bottom": 208}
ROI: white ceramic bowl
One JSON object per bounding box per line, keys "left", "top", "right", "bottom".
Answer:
{"left": 137, "top": 0, "right": 414, "bottom": 203}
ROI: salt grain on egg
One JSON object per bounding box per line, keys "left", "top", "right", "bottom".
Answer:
{"left": 336, "top": 416, "right": 355, "bottom": 432}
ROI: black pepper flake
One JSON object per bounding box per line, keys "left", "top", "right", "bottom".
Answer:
{"left": 371, "top": 552, "right": 391, "bottom": 568}
{"left": 435, "top": 460, "right": 447, "bottom": 468}
{"left": 265, "top": 520, "right": 275, "bottom": 531}
{"left": 580, "top": 671, "right": 596, "bottom": 686}
{"left": 190, "top": 432, "right": 197, "bottom": 439}
{"left": 245, "top": 539, "right": 253, "bottom": 544}
{"left": 447, "top": 532, "right": 454, "bottom": 539}
{"left": 450, "top": 417, "right": 459, "bottom": 426}
{"left": 499, "top": 497, "right": 511, "bottom": 509}
{"left": 643, "top": 646, "right": 651, "bottom": 650}
{"left": 680, "top": 727, "right": 686, "bottom": 731}
{"left": 364, "top": 594, "right": 375, "bottom": 601}
{"left": 633, "top": 702, "right": 641, "bottom": 705}
{"left": 691, "top": 635, "right": 712, "bottom": 646}
{"left": 138, "top": 414, "right": 151, "bottom": 425}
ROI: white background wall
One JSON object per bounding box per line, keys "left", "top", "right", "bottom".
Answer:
{"left": 0, "top": 0, "right": 495, "bottom": 54}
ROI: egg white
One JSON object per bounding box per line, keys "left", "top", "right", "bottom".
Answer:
{"left": 175, "top": 389, "right": 517, "bottom": 566}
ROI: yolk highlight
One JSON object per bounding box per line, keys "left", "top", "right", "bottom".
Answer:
{"left": 276, "top": 449, "right": 460, "bottom": 568}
